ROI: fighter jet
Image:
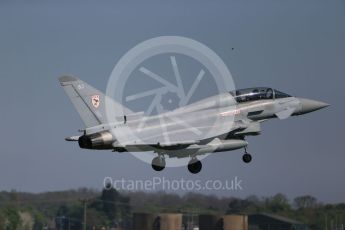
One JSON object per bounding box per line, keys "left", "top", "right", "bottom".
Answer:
{"left": 59, "top": 76, "right": 329, "bottom": 174}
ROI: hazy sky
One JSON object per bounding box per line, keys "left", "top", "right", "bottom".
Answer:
{"left": 0, "top": 0, "right": 344, "bottom": 203}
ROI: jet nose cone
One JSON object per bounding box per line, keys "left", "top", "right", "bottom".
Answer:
{"left": 298, "top": 98, "right": 330, "bottom": 114}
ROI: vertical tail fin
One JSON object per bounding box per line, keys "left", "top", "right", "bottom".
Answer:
{"left": 59, "top": 75, "right": 132, "bottom": 128}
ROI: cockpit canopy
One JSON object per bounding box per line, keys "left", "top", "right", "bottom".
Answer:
{"left": 229, "top": 87, "right": 291, "bottom": 103}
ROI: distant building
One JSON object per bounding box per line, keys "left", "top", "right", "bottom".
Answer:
{"left": 248, "top": 213, "right": 310, "bottom": 230}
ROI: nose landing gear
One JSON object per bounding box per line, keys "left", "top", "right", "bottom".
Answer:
{"left": 242, "top": 147, "right": 252, "bottom": 163}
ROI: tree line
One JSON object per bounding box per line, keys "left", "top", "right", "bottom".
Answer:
{"left": 0, "top": 189, "right": 344, "bottom": 229}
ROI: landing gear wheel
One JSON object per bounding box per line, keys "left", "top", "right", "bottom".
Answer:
{"left": 188, "top": 159, "right": 202, "bottom": 174}
{"left": 152, "top": 156, "right": 166, "bottom": 171}
{"left": 242, "top": 153, "right": 252, "bottom": 163}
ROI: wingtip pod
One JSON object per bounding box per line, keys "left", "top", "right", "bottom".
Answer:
{"left": 58, "top": 75, "right": 79, "bottom": 85}
{"left": 65, "top": 136, "right": 80, "bottom": 141}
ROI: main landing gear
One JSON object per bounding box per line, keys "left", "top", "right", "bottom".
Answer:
{"left": 242, "top": 147, "right": 252, "bottom": 163}
{"left": 188, "top": 158, "right": 202, "bottom": 174}
{"left": 151, "top": 155, "right": 203, "bottom": 174}
{"left": 151, "top": 156, "right": 166, "bottom": 171}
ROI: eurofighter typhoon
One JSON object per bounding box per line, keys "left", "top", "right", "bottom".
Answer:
{"left": 59, "top": 76, "right": 328, "bottom": 174}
